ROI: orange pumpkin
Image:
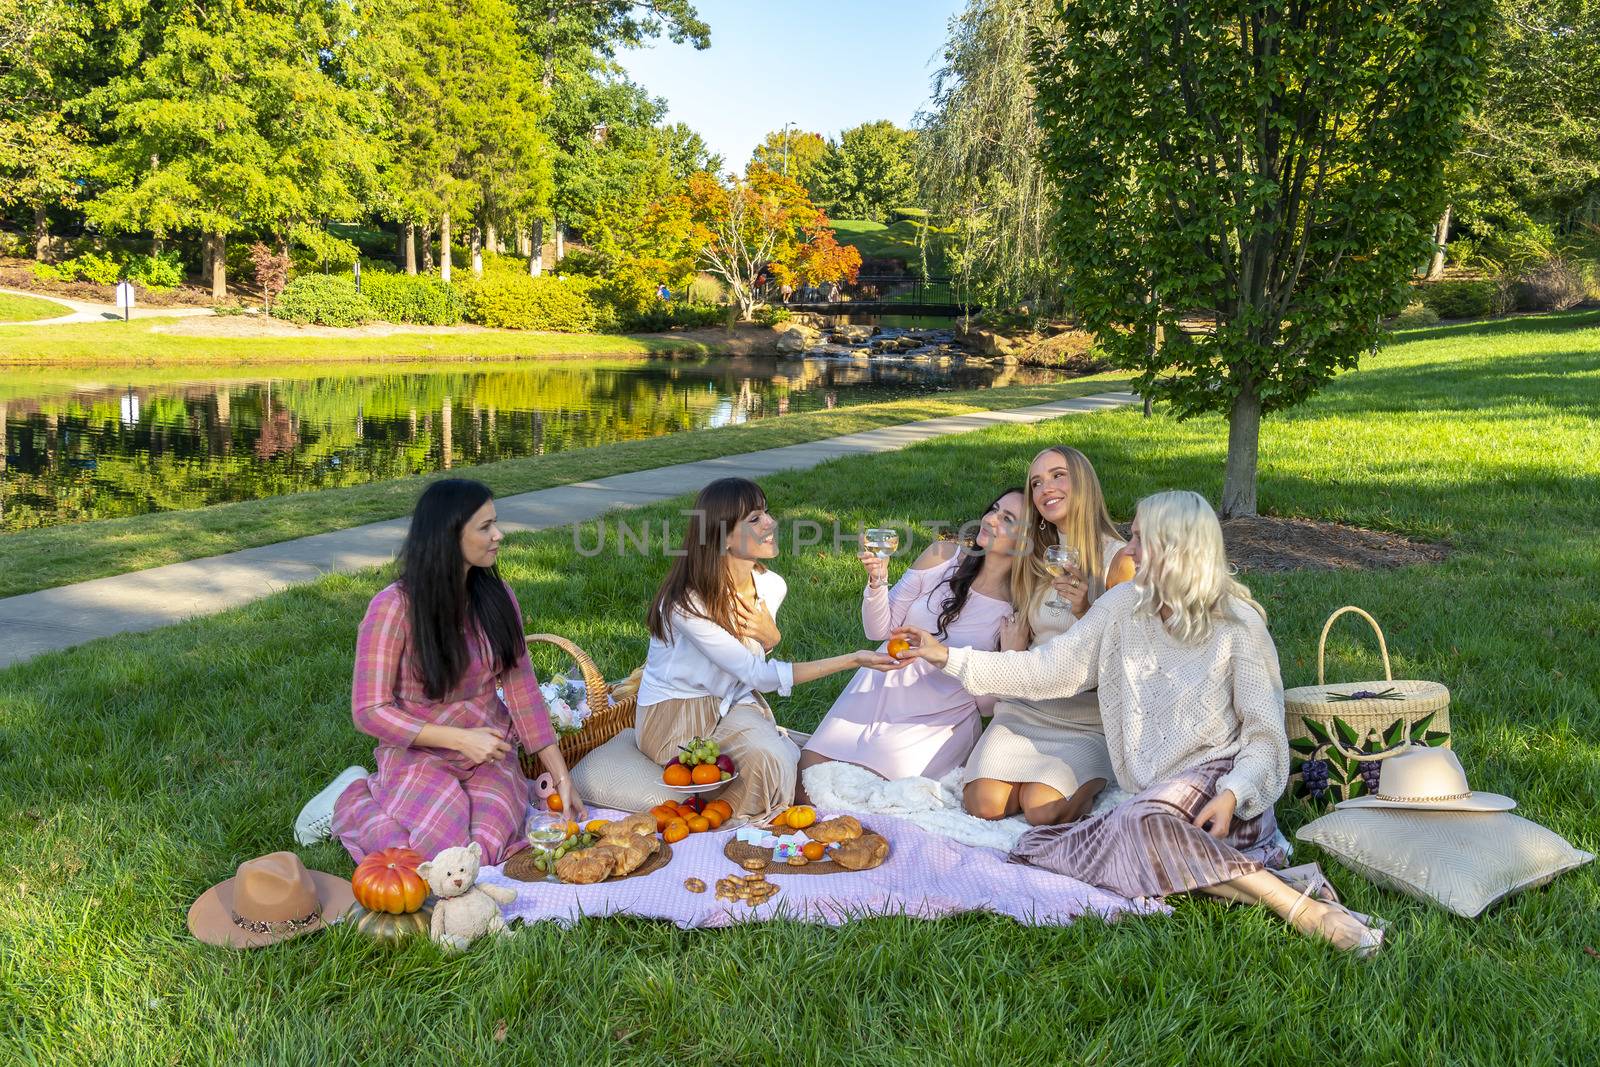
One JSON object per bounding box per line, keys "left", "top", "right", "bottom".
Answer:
{"left": 351, "top": 847, "right": 429, "bottom": 915}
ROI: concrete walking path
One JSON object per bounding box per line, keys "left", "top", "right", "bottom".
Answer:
{"left": 0, "top": 391, "right": 1139, "bottom": 668}
{"left": 0, "top": 285, "right": 215, "bottom": 325}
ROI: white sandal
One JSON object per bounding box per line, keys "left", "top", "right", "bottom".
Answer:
{"left": 1285, "top": 872, "right": 1385, "bottom": 958}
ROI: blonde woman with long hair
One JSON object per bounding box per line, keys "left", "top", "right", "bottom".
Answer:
{"left": 893, "top": 491, "right": 1382, "bottom": 956}
{"left": 961, "top": 446, "right": 1134, "bottom": 825}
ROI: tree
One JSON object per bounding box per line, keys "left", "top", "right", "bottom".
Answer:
{"left": 0, "top": 0, "right": 89, "bottom": 257}
{"left": 1033, "top": 0, "right": 1488, "bottom": 517}
{"left": 810, "top": 121, "right": 920, "bottom": 223}
{"left": 751, "top": 128, "right": 827, "bottom": 192}
{"left": 685, "top": 164, "right": 842, "bottom": 319}
{"left": 917, "top": 0, "right": 1061, "bottom": 315}
{"left": 790, "top": 221, "right": 861, "bottom": 289}
{"left": 249, "top": 242, "right": 289, "bottom": 311}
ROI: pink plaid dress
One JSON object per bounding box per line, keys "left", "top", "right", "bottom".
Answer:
{"left": 331, "top": 581, "right": 555, "bottom": 866}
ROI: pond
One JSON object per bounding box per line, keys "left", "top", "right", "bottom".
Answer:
{"left": 0, "top": 352, "right": 1064, "bottom": 531}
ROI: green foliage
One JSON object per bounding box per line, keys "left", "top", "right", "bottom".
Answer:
{"left": 271, "top": 274, "right": 376, "bottom": 326}
{"left": 622, "top": 302, "right": 729, "bottom": 331}
{"left": 753, "top": 306, "right": 791, "bottom": 327}
{"left": 1390, "top": 301, "right": 1441, "bottom": 328}
{"left": 751, "top": 128, "right": 829, "bottom": 194}
{"left": 289, "top": 225, "right": 360, "bottom": 274}
{"left": 461, "top": 273, "right": 599, "bottom": 331}
{"left": 811, "top": 121, "right": 920, "bottom": 224}
{"left": 30, "top": 250, "right": 130, "bottom": 285}
{"left": 359, "top": 272, "right": 465, "bottom": 325}
{"left": 1413, "top": 279, "right": 1499, "bottom": 320}
{"left": 1032, "top": 0, "right": 1491, "bottom": 514}
{"left": 125, "top": 251, "right": 185, "bottom": 290}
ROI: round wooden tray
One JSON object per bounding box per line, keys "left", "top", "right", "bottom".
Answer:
{"left": 721, "top": 827, "right": 889, "bottom": 876}
{"left": 502, "top": 840, "right": 674, "bottom": 884}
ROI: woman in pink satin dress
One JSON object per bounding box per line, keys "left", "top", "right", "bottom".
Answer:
{"left": 797, "top": 489, "right": 1024, "bottom": 795}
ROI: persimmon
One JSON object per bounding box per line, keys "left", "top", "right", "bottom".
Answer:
{"left": 663, "top": 819, "right": 690, "bottom": 844}
{"left": 687, "top": 815, "right": 710, "bottom": 833}
{"left": 701, "top": 808, "right": 724, "bottom": 829}
{"left": 706, "top": 799, "right": 733, "bottom": 821}
{"left": 673, "top": 803, "right": 697, "bottom": 820}
{"left": 691, "top": 763, "right": 721, "bottom": 785}
{"left": 650, "top": 805, "right": 676, "bottom": 832}
{"left": 663, "top": 764, "right": 693, "bottom": 787}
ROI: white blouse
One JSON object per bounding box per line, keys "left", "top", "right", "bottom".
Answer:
{"left": 636, "top": 567, "right": 793, "bottom": 715}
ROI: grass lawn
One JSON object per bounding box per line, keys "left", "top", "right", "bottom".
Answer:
{"left": 0, "top": 376, "right": 1127, "bottom": 598}
{"left": 0, "top": 291, "right": 67, "bottom": 324}
{"left": 0, "top": 318, "right": 734, "bottom": 365}
{"left": 832, "top": 218, "right": 950, "bottom": 274}
{"left": 2, "top": 313, "right": 1597, "bottom": 1062}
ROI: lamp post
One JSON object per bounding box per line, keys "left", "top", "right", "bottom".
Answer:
{"left": 781, "top": 120, "right": 798, "bottom": 176}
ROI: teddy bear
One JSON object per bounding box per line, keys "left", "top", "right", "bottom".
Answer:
{"left": 417, "top": 842, "right": 518, "bottom": 953}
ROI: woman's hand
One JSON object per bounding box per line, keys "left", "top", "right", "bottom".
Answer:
{"left": 739, "top": 601, "right": 782, "bottom": 652}
{"left": 888, "top": 626, "right": 949, "bottom": 668}
{"left": 854, "top": 649, "right": 904, "bottom": 671}
{"left": 555, "top": 778, "right": 589, "bottom": 822}
{"left": 1051, "top": 563, "right": 1091, "bottom": 616}
{"left": 858, "top": 550, "right": 889, "bottom": 589}
{"left": 1193, "top": 789, "right": 1237, "bottom": 839}
{"left": 453, "top": 726, "right": 513, "bottom": 766}
{"left": 999, "top": 611, "right": 1031, "bottom": 652}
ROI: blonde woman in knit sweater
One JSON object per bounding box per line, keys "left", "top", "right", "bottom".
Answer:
{"left": 961, "top": 446, "right": 1135, "bottom": 825}
{"left": 892, "top": 490, "right": 1383, "bottom": 955}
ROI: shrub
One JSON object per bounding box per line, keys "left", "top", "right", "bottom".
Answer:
{"left": 360, "top": 271, "right": 465, "bottom": 325}
{"left": 1413, "top": 279, "right": 1496, "bottom": 320}
{"left": 30, "top": 261, "right": 69, "bottom": 283}
{"left": 623, "top": 303, "right": 730, "bottom": 331}
{"left": 1390, "top": 301, "right": 1440, "bottom": 328}
{"left": 271, "top": 273, "right": 375, "bottom": 326}
{"left": 461, "top": 273, "right": 599, "bottom": 331}
{"left": 753, "top": 306, "right": 792, "bottom": 327}
{"left": 126, "top": 251, "right": 185, "bottom": 290}
{"left": 688, "top": 274, "right": 725, "bottom": 305}
{"left": 1514, "top": 256, "right": 1589, "bottom": 312}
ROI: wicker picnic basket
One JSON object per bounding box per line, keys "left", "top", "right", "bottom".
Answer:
{"left": 518, "top": 633, "right": 641, "bottom": 779}
{"left": 1284, "top": 606, "right": 1451, "bottom": 806}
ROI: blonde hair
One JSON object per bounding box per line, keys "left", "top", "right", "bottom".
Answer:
{"left": 1012, "top": 446, "right": 1121, "bottom": 612}
{"left": 1131, "top": 490, "right": 1265, "bottom": 643}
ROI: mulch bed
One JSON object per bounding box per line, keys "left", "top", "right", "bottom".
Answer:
{"left": 1220, "top": 516, "right": 1449, "bottom": 573}
{"left": 0, "top": 257, "right": 224, "bottom": 307}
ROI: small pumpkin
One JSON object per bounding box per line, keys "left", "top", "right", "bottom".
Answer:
{"left": 351, "top": 847, "right": 428, "bottom": 914}
{"left": 345, "top": 902, "right": 432, "bottom": 942}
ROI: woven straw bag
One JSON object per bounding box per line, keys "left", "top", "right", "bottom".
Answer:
{"left": 1284, "top": 606, "right": 1451, "bottom": 806}
{"left": 517, "top": 633, "right": 640, "bottom": 779}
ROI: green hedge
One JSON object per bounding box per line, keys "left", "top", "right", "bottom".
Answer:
{"left": 360, "top": 271, "right": 464, "bottom": 325}
{"left": 271, "top": 274, "right": 375, "bottom": 326}
{"left": 461, "top": 273, "right": 598, "bottom": 332}
{"left": 1412, "top": 279, "right": 1497, "bottom": 320}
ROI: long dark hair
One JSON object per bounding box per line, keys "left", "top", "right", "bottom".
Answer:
{"left": 934, "top": 487, "right": 1023, "bottom": 638}
{"left": 648, "top": 477, "right": 768, "bottom": 642}
{"left": 398, "top": 479, "right": 524, "bottom": 700}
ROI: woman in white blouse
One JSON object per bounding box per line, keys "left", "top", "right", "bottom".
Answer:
{"left": 635, "top": 477, "right": 895, "bottom": 821}
{"left": 892, "top": 490, "right": 1383, "bottom": 956}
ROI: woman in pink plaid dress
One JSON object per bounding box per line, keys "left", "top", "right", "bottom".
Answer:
{"left": 294, "top": 479, "right": 586, "bottom": 865}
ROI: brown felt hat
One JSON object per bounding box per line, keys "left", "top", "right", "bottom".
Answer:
{"left": 187, "top": 851, "right": 354, "bottom": 948}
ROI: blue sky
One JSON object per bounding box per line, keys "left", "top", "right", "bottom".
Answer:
{"left": 618, "top": 0, "right": 964, "bottom": 171}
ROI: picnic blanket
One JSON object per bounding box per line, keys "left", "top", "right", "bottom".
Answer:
{"left": 481, "top": 807, "right": 1164, "bottom": 929}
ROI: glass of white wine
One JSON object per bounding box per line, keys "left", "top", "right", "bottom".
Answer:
{"left": 525, "top": 812, "right": 569, "bottom": 881}
{"left": 864, "top": 527, "right": 900, "bottom": 559}
{"left": 1042, "top": 543, "right": 1082, "bottom": 611}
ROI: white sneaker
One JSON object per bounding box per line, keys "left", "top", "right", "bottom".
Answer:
{"left": 294, "top": 766, "right": 368, "bottom": 845}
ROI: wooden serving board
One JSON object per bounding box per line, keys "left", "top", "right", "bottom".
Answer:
{"left": 721, "top": 827, "right": 889, "bottom": 876}
{"left": 503, "top": 840, "right": 673, "bottom": 884}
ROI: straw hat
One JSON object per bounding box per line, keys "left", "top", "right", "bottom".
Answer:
{"left": 1338, "top": 747, "right": 1515, "bottom": 813}
{"left": 188, "top": 851, "right": 354, "bottom": 948}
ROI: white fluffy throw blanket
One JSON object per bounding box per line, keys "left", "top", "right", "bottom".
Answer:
{"left": 801, "top": 762, "right": 1132, "bottom": 852}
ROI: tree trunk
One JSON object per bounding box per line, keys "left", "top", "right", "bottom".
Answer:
{"left": 471, "top": 225, "right": 483, "bottom": 276}
{"left": 1426, "top": 205, "right": 1451, "bottom": 281}
{"left": 530, "top": 219, "right": 544, "bottom": 277}
{"left": 1219, "top": 382, "right": 1262, "bottom": 518}
{"left": 200, "top": 233, "right": 214, "bottom": 285}
{"left": 554, "top": 219, "right": 564, "bottom": 262}
{"left": 152, "top": 235, "right": 164, "bottom": 257}
{"left": 404, "top": 223, "right": 417, "bottom": 275}
{"left": 440, "top": 213, "right": 452, "bottom": 283}
{"left": 209, "top": 232, "right": 227, "bottom": 301}
{"left": 32, "top": 204, "right": 48, "bottom": 260}
{"left": 486, "top": 222, "right": 500, "bottom": 255}
{"left": 422, "top": 224, "right": 435, "bottom": 273}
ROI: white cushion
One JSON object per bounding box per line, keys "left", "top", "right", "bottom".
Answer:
{"left": 570, "top": 728, "right": 686, "bottom": 813}
{"left": 1297, "top": 808, "right": 1592, "bottom": 919}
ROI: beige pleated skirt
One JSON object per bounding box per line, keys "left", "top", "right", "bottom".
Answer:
{"left": 963, "top": 691, "right": 1116, "bottom": 799}
{"left": 635, "top": 694, "right": 801, "bottom": 823}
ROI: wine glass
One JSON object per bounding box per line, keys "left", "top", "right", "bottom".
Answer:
{"left": 864, "top": 527, "right": 900, "bottom": 559}
{"left": 1042, "top": 543, "right": 1082, "bottom": 610}
{"left": 525, "top": 812, "right": 569, "bottom": 881}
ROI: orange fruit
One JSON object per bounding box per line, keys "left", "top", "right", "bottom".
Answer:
{"left": 565, "top": 821, "right": 580, "bottom": 837}
{"left": 663, "top": 764, "right": 693, "bottom": 787}
{"left": 706, "top": 799, "right": 733, "bottom": 821}
{"left": 546, "top": 793, "right": 564, "bottom": 813}
{"left": 585, "top": 819, "right": 610, "bottom": 834}
{"left": 673, "top": 803, "right": 697, "bottom": 819}
{"left": 687, "top": 815, "right": 710, "bottom": 833}
{"left": 802, "top": 841, "right": 826, "bottom": 861}
{"left": 887, "top": 636, "right": 910, "bottom": 658}
{"left": 786, "top": 805, "right": 817, "bottom": 830}
{"left": 663, "top": 819, "right": 689, "bottom": 844}
{"left": 650, "top": 805, "right": 676, "bottom": 832}
{"left": 701, "top": 808, "right": 724, "bottom": 829}
{"left": 690, "top": 763, "right": 721, "bottom": 785}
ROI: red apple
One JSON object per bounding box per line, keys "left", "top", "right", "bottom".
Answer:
{"left": 716, "top": 755, "right": 735, "bottom": 774}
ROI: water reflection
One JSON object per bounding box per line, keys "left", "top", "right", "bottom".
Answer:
{"left": 1, "top": 356, "right": 1061, "bottom": 530}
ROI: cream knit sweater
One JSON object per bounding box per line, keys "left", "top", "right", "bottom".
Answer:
{"left": 940, "top": 582, "right": 1289, "bottom": 819}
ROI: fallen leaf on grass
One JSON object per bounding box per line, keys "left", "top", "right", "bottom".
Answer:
{"left": 493, "top": 1019, "right": 507, "bottom": 1042}
{"left": 1584, "top": 946, "right": 1598, "bottom": 959}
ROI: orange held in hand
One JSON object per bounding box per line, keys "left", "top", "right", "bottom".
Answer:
{"left": 663, "top": 764, "right": 693, "bottom": 787}
{"left": 691, "top": 762, "right": 721, "bottom": 785}
{"left": 663, "top": 819, "right": 689, "bottom": 844}
{"left": 887, "top": 636, "right": 910, "bottom": 658}
{"left": 546, "top": 792, "right": 564, "bottom": 813}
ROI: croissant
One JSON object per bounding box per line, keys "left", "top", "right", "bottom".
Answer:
{"left": 606, "top": 838, "right": 655, "bottom": 877}
{"left": 804, "top": 816, "right": 863, "bottom": 844}
{"left": 607, "top": 813, "right": 658, "bottom": 840}
{"left": 832, "top": 835, "right": 888, "bottom": 871}
{"left": 556, "top": 844, "right": 621, "bottom": 884}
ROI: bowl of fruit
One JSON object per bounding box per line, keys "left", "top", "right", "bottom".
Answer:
{"left": 661, "top": 736, "right": 737, "bottom": 794}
